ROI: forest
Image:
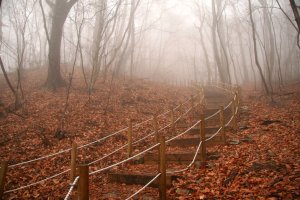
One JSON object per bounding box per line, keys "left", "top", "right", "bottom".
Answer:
{"left": 0, "top": 0, "right": 299, "bottom": 199}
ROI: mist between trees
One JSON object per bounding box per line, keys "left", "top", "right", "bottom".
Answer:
{"left": 0, "top": 0, "right": 299, "bottom": 97}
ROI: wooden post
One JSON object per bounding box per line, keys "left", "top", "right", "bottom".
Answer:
{"left": 191, "top": 95, "right": 195, "bottom": 118}
{"left": 127, "top": 119, "right": 133, "bottom": 157}
{"left": 153, "top": 115, "right": 159, "bottom": 143}
{"left": 70, "top": 142, "right": 77, "bottom": 183}
{"left": 200, "top": 115, "right": 206, "bottom": 164}
{"left": 235, "top": 91, "right": 240, "bottom": 116}
{"left": 232, "top": 98, "right": 237, "bottom": 131}
{"left": 179, "top": 103, "right": 183, "bottom": 118}
{"left": 78, "top": 165, "right": 89, "bottom": 200}
{"left": 0, "top": 161, "right": 8, "bottom": 199}
{"left": 159, "top": 135, "right": 166, "bottom": 200}
{"left": 219, "top": 106, "right": 225, "bottom": 143}
{"left": 171, "top": 108, "right": 175, "bottom": 135}
{"left": 199, "top": 91, "right": 203, "bottom": 110}
{"left": 191, "top": 95, "right": 194, "bottom": 110}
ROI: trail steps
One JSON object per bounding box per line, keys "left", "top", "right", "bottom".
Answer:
{"left": 108, "top": 86, "right": 233, "bottom": 187}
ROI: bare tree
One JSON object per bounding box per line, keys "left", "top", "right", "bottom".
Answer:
{"left": 43, "top": 0, "right": 78, "bottom": 89}
{"left": 211, "top": 0, "right": 231, "bottom": 83}
{"left": 194, "top": 2, "right": 212, "bottom": 83}
{"left": 248, "top": 0, "right": 270, "bottom": 95}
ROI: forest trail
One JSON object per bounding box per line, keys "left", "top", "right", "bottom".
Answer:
{"left": 1, "top": 78, "right": 299, "bottom": 199}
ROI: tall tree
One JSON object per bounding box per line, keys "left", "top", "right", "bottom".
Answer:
{"left": 44, "top": 0, "right": 78, "bottom": 89}
{"left": 211, "top": 0, "right": 230, "bottom": 83}
{"left": 248, "top": 0, "right": 270, "bottom": 95}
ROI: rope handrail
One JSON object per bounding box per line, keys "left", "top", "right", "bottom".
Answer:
{"left": 89, "top": 143, "right": 160, "bottom": 176}
{"left": 224, "top": 101, "right": 233, "bottom": 110}
{"left": 88, "top": 120, "right": 173, "bottom": 166}
{"left": 4, "top": 82, "right": 239, "bottom": 198}
{"left": 167, "top": 140, "right": 202, "bottom": 174}
{"left": 8, "top": 149, "right": 72, "bottom": 168}
{"left": 7, "top": 94, "right": 200, "bottom": 168}
{"left": 125, "top": 173, "right": 161, "bottom": 200}
{"left": 4, "top": 169, "right": 70, "bottom": 194}
{"left": 205, "top": 127, "right": 222, "bottom": 142}
{"left": 88, "top": 99, "right": 199, "bottom": 166}
{"left": 64, "top": 176, "right": 79, "bottom": 200}
{"left": 166, "top": 119, "right": 201, "bottom": 143}
{"left": 205, "top": 110, "right": 221, "bottom": 120}
{"left": 89, "top": 82, "right": 232, "bottom": 175}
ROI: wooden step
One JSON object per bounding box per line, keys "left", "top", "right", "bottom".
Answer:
{"left": 168, "top": 135, "right": 224, "bottom": 147}
{"left": 187, "top": 127, "right": 220, "bottom": 135}
{"left": 143, "top": 151, "right": 221, "bottom": 164}
{"left": 204, "top": 91, "right": 228, "bottom": 98}
{"left": 109, "top": 172, "right": 178, "bottom": 188}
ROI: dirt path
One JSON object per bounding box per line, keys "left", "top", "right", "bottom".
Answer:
{"left": 168, "top": 84, "right": 300, "bottom": 199}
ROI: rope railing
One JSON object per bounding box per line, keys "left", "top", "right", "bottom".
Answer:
{"left": 86, "top": 82, "right": 239, "bottom": 199}
{"left": 2, "top": 94, "right": 202, "bottom": 197}
{"left": 2, "top": 81, "right": 240, "bottom": 199}
{"left": 205, "top": 109, "right": 221, "bottom": 120}
{"left": 7, "top": 94, "right": 198, "bottom": 169}
{"left": 205, "top": 127, "right": 223, "bottom": 142}
{"left": 88, "top": 121, "right": 172, "bottom": 166}
{"left": 167, "top": 140, "right": 203, "bottom": 174}
{"left": 62, "top": 96, "right": 205, "bottom": 199}
{"left": 8, "top": 149, "right": 72, "bottom": 168}
{"left": 3, "top": 169, "right": 70, "bottom": 194}
{"left": 166, "top": 119, "right": 201, "bottom": 143}
{"left": 88, "top": 98, "right": 200, "bottom": 166}
{"left": 89, "top": 143, "right": 161, "bottom": 176}
{"left": 64, "top": 176, "right": 79, "bottom": 200}
{"left": 125, "top": 173, "right": 161, "bottom": 200}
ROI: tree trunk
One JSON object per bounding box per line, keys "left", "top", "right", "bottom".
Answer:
{"left": 45, "top": 0, "right": 78, "bottom": 89}
{"left": 211, "top": 0, "right": 229, "bottom": 83}
{"left": 248, "top": 0, "right": 270, "bottom": 95}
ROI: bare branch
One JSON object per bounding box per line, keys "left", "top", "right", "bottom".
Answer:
{"left": 39, "top": 0, "right": 50, "bottom": 44}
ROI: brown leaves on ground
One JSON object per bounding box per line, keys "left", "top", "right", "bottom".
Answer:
{"left": 168, "top": 83, "right": 300, "bottom": 199}
{"left": 0, "top": 68, "right": 193, "bottom": 199}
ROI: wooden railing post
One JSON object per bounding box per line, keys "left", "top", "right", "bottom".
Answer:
{"left": 70, "top": 142, "right": 77, "bottom": 183}
{"left": 153, "top": 115, "right": 159, "bottom": 143}
{"left": 78, "top": 165, "right": 89, "bottom": 200}
{"left": 219, "top": 106, "right": 226, "bottom": 143}
{"left": 0, "top": 161, "right": 8, "bottom": 199}
{"left": 191, "top": 95, "right": 195, "bottom": 118}
{"left": 127, "top": 119, "right": 133, "bottom": 158}
{"left": 171, "top": 108, "right": 175, "bottom": 135}
{"left": 200, "top": 115, "right": 206, "bottom": 165}
{"left": 159, "top": 135, "right": 166, "bottom": 200}
{"left": 179, "top": 102, "right": 183, "bottom": 118}
{"left": 232, "top": 97, "right": 237, "bottom": 131}
{"left": 235, "top": 91, "right": 240, "bottom": 117}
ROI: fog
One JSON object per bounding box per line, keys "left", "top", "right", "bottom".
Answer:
{"left": 0, "top": 0, "right": 299, "bottom": 91}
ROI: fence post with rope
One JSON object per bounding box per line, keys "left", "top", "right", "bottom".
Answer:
{"left": 153, "top": 115, "right": 159, "bottom": 143}
{"left": 70, "top": 142, "right": 77, "bottom": 184}
{"left": 232, "top": 97, "right": 237, "bottom": 131}
{"left": 0, "top": 161, "right": 8, "bottom": 199}
{"left": 171, "top": 108, "right": 175, "bottom": 135}
{"left": 192, "top": 95, "right": 196, "bottom": 118}
{"left": 219, "top": 106, "right": 225, "bottom": 143}
{"left": 78, "top": 165, "right": 89, "bottom": 200}
{"left": 127, "top": 119, "right": 133, "bottom": 158}
{"left": 159, "top": 135, "right": 166, "bottom": 200}
{"left": 200, "top": 115, "right": 206, "bottom": 166}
